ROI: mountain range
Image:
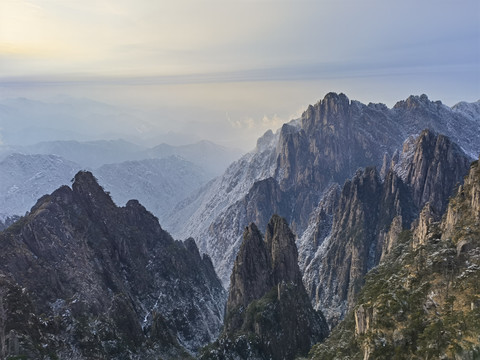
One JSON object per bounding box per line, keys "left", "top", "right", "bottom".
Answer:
{"left": 0, "top": 140, "right": 242, "bottom": 224}
{"left": 166, "top": 93, "right": 480, "bottom": 287}
{"left": 0, "top": 139, "right": 242, "bottom": 175}
{"left": 0, "top": 92, "right": 479, "bottom": 359}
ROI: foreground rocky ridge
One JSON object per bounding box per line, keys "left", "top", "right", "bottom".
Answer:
{"left": 0, "top": 171, "right": 226, "bottom": 359}
{"left": 200, "top": 215, "right": 328, "bottom": 360}
{"left": 309, "top": 157, "right": 480, "bottom": 359}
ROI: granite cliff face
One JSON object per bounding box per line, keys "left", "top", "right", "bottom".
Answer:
{"left": 201, "top": 215, "right": 328, "bottom": 360}
{"left": 301, "top": 130, "right": 471, "bottom": 326}
{"left": 304, "top": 167, "right": 413, "bottom": 325}
{"left": 394, "top": 129, "right": 471, "bottom": 215}
{"left": 0, "top": 171, "right": 226, "bottom": 359}
{"left": 168, "top": 93, "right": 480, "bottom": 287}
{"left": 309, "top": 157, "right": 480, "bottom": 359}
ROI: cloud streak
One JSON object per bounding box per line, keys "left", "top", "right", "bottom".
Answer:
{"left": 1, "top": 0, "right": 478, "bottom": 78}
{"left": 0, "top": 0, "right": 478, "bottom": 150}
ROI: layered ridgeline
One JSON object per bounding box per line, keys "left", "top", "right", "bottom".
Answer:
{"left": 0, "top": 139, "right": 241, "bottom": 223}
{"left": 0, "top": 153, "right": 81, "bottom": 220}
{"left": 0, "top": 171, "right": 225, "bottom": 359}
{"left": 309, "top": 157, "right": 480, "bottom": 360}
{"left": 95, "top": 156, "right": 211, "bottom": 223}
{"left": 301, "top": 130, "right": 471, "bottom": 326}
{"left": 166, "top": 93, "right": 480, "bottom": 286}
{"left": 200, "top": 215, "right": 328, "bottom": 360}
{"left": 0, "top": 154, "right": 210, "bottom": 226}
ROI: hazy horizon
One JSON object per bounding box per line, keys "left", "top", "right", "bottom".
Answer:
{"left": 1, "top": 0, "right": 479, "bottom": 150}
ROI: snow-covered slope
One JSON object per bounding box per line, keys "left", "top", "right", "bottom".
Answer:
{"left": 0, "top": 139, "right": 243, "bottom": 176}
{"left": 21, "top": 139, "right": 146, "bottom": 169}
{"left": 0, "top": 154, "right": 212, "bottom": 226}
{"left": 164, "top": 129, "right": 279, "bottom": 243}
{"left": 95, "top": 156, "right": 211, "bottom": 224}
{"left": 139, "top": 140, "right": 244, "bottom": 176}
{"left": 0, "top": 153, "right": 81, "bottom": 219}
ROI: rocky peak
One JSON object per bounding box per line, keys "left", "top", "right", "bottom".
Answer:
{"left": 393, "top": 94, "right": 438, "bottom": 110}
{"left": 265, "top": 214, "right": 302, "bottom": 285}
{"left": 0, "top": 170, "right": 226, "bottom": 359}
{"left": 301, "top": 92, "right": 350, "bottom": 134}
{"left": 226, "top": 223, "right": 272, "bottom": 315}
{"left": 227, "top": 216, "right": 304, "bottom": 317}
{"left": 403, "top": 129, "right": 470, "bottom": 215}
{"left": 170, "top": 92, "right": 479, "bottom": 314}
{"left": 452, "top": 99, "right": 480, "bottom": 120}
{"left": 214, "top": 216, "right": 328, "bottom": 360}
{"left": 255, "top": 129, "right": 275, "bottom": 152}
{"left": 72, "top": 170, "right": 116, "bottom": 210}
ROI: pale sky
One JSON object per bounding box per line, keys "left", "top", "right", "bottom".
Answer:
{"left": 0, "top": 0, "right": 479, "bottom": 149}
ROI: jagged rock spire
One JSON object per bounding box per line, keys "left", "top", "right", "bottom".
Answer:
{"left": 217, "top": 215, "right": 328, "bottom": 360}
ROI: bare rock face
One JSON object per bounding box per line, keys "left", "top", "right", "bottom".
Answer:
{"left": 310, "top": 156, "right": 480, "bottom": 360}
{"left": 403, "top": 130, "right": 471, "bottom": 216}
{"left": 243, "top": 178, "right": 293, "bottom": 236}
{"left": 411, "top": 203, "right": 438, "bottom": 249}
{"left": 379, "top": 215, "right": 403, "bottom": 261}
{"left": 442, "top": 156, "right": 480, "bottom": 241}
{"left": 226, "top": 223, "right": 272, "bottom": 322}
{"left": 0, "top": 171, "right": 226, "bottom": 359}
{"left": 307, "top": 167, "right": 413, "bottom": 325}
{"left": 302, "top": 130, "right": 471, "bottom": 326}
{"left": 265, "top": 214, "right": 303, "bottom": 285}
{"left": 202, "top": 215, "right": 328, "bottom": 360}
{"left": 354, "top": 304, "right": 374, "bottom": 336}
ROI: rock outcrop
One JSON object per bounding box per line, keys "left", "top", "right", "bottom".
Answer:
{"left": 0, "top": 216, "right": 20, "bottom": 232}
{"left": 302, "top": 130, "right": 471, "bottom": 326}
{"left": 308, "top": 167, "right": 412, "bottom": 325}
{"left": 226, "top": 223, "right": 273, "bottom": 320}
{"left": 401, "top": 130, "right": 471, "bottom": 215}
{"left": 201, "top": 215, "right": 328, "bottom": 360}
{"left": 0, "top": 171, "right": 226, "bottom": 359}
{"left": 309, "top": 157, "right": 480, "bottom": 359}
{"left": 442, "top": 157, "right": 480, "bottom": 240}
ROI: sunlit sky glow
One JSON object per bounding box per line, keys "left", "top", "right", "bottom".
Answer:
{"left": 1, "top": 0, "right": 479, "bottom": 149}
